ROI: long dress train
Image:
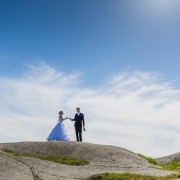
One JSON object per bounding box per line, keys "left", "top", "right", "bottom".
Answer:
{"left": 47, "top": 118, "right": 70, "bottom": 141}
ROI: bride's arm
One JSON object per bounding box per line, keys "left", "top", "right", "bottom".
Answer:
{"left": 62, "top": 117, "right": 68, "bottom": 121}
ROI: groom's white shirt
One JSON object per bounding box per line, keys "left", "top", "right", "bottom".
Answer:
{"left": 77, "top": 112, "right": 80, "bottom": 116}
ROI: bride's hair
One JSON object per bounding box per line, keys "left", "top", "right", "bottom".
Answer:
{"left": 59, "top": 111, "right": 63, "bottom": 115}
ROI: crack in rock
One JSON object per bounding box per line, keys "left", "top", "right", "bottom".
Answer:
{"left": 0, "top": 150, "right": 41, "bottom": 180}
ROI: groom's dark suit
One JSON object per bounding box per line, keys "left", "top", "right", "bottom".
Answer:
{"left": 71, "top": 113, "right": 85, "bottom": 141}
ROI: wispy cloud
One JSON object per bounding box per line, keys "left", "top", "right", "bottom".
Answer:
{"left": 0, "top": 63, "right": 180, "bottom": 157}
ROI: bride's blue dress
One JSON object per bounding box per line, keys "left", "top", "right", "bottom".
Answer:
{"left": 47, "top": 118, "right": 70, "bottom": 141}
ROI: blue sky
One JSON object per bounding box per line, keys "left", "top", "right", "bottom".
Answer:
{"left": 1, "top": 0, "right": 180, "bottom": 156}
{"left": 1, "top": 0, "right": 180, "bottom": 85}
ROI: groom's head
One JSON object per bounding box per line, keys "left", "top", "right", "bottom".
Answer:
{"left": 76, "top": 107, "right": 80, "bottom": 113}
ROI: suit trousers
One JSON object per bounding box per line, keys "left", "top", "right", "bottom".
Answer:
{"left": 75, "top": 125, "right": 82, "bottom": 141}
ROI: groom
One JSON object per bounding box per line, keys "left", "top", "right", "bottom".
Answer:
{"left": 70, "top": 107, "right": 85, "bottom": 142}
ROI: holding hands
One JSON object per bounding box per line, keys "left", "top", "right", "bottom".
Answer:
{"left": 62, "top": 117, "right": 73, "bottom": 121}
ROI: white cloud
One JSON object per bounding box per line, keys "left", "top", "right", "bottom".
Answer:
{"left": 0, "top": 63, "right": 180, "bottom": 157}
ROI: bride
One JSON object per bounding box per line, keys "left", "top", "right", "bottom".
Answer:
{"left": 47, "top": 111, "right": 70, "bottom": 141}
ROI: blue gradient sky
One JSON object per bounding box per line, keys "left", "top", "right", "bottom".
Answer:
{"left": 1, "top": 0, "right": 180, "bottom": 86}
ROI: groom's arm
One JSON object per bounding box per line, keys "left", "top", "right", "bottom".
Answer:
{"left": 82, "top": 114, "right": 85, "bottom": 126}
{"left": 70, "top": 114, "right": 76, "bottom": 121}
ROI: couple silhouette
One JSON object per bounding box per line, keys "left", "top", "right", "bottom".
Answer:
{"left": 47, "top": 107, "right": 85, "bottom": 142}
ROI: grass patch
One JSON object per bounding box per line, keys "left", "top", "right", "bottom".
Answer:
{"left": 87, "top": 172, "right": 180, "bottom": 180}
{"left": 138, "top": 153, "right": 158, "bottom": 165}
{"left": 7, "top": 152, "right": 89, "bottom": 166}
{"left": 137, "top": 153, "right": 180, "bottom": 173}
{"left": 161, "top": 161, "right": 180, "bottom": 172}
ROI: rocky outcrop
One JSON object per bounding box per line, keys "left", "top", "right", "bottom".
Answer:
{"left": 0, "top": 141, "right": 178, "bottom": 180}
{"left": 156, "top": 152, "right": 180, "bottom": 164}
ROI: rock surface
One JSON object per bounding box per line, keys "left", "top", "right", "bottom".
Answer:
{"left": 156, "top": 152, "right": 180, "bottom": 164}
{"left": 0, "top": 141, "right": 178, "bottom": 179}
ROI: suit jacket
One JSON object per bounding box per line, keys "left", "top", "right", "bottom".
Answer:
{"left": 72, "top": 113, "right": 85, "bottom": 127}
